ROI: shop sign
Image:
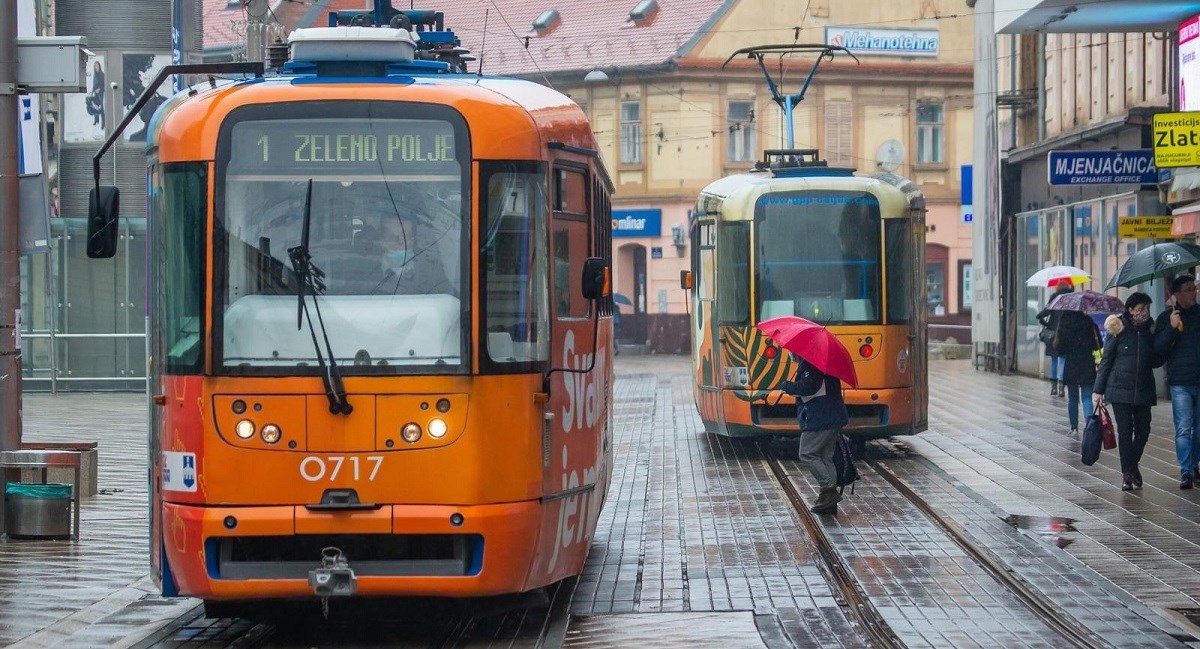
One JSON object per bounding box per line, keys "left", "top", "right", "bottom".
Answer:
{"left": 1153, "top": 112, "right": 1200, "bottom": 168}
{"left": 1118, "top": 216, "right": 1174, "bottom": 239}
{"left": 825, "top": 27, "right": 938, "bottom": 57}
{"left": 1181, "top": 15, "right": 1200, "bottom": 111}
{"left": 1047, "top": 150, "right": 1156, "bottom": 185}
{"left": 613, "top": 208, "right": 661, "bottom": 238}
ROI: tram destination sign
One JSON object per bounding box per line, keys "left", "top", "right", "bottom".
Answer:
{"left": 228, "top": 118, "right": 459, "bottom": 175}
{"left": 1047, "top": 150, "right": 1157, "bottom": 185}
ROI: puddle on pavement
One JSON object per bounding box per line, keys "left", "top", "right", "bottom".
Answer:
{"left": 1003, "top": 514, "right": 1077, "bottom": 548}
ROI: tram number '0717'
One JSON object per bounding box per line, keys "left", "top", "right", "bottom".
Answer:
{"left": 299, "top": 456, "right": 384, "bottom": 482}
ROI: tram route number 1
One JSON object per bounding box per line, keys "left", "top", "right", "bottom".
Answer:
{"left": 299, "top": 455, "right": 384, "bottom": 482}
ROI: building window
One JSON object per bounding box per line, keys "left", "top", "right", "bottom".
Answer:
{"left": 823, "top": 100, "right": 852, "bottom": 167}
{"left": 959, "top": 261, "right": 972, "bottom": 311}
{"left": 727, "top": 100, "right": 756, "bottom": 162}
{"left": 620, "top": 101, "right": 641, "bottom": 164}
{"left": 927, "top": 262, "right": 946, "bottom": 315}
{"left": 916, "top": 101, "right": 944, "bottom": 164}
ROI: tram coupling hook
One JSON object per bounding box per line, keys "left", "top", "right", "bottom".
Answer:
{"left": 309, "top": 546, "right": 358, "bottom": 600}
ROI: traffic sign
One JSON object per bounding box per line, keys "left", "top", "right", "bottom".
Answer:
{"left": 1153, "top": 112, "right": 1200, "bottom": 168}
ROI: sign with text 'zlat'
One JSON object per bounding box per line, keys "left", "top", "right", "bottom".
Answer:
{"left": 1153, "top": 112, "right": 1200, "bottom": 168}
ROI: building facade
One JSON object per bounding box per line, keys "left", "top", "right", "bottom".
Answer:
{"left": 975, "top": 0, "right": 1196, "bottom": 377}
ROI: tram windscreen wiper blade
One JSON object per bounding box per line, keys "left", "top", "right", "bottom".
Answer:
{"left": 287, "top": 180, "right": 353, "bottom": 415}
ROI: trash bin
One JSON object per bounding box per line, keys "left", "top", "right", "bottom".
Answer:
{"left": 5, "top": 482, "right": 72, "bottom": 539}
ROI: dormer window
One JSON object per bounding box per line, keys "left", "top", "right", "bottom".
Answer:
{"left": 532, "top": 9, "right": 561, "bottom": 34}
{"left": 226, "top": 0, "right": 241, "bottom": 7}
{"left": 628, "top": 0, "right": 658, "bottom": 23}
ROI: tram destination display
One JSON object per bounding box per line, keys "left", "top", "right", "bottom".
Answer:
{"left": 228, "top": 118, "right": 459, "bottom": 175}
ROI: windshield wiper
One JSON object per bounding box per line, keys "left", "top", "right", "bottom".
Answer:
{"left": 287, "top": 179, "right": 352, "bottom": 415}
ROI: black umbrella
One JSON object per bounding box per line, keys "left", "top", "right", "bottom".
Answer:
{"left": 1105, "top": 242, "right": 1200, "bottom": 289}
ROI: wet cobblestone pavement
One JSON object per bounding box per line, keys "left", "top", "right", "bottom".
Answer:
{"left": 3, "top": 359, "right": 1200, "bottom": 647}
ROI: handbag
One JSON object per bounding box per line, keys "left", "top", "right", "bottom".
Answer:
{"left": 1038, "top": 326, "right": 1057, "bottom": 346}
{"left": 1098, "top": 403, "right": 1116, "bottom": 450}
{"left": 1081, "top": 411, "right": 1103, "bottom": 466}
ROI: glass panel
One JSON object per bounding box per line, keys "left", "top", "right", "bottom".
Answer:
{"left": 554, "top": 217, "right": 590, "bottom": 319}
{"left": 154, "top": 164, "right": 207, "bottom": 374}
{"left": 482, "top": 164, "right": 549, "bottom": 366}
{"left": 218, "top": 114, "right": 466, "bottom": 374}
{"left": 885, "top": 219, "right": 913, "bottom": 323}
{"left": 754, "top": 191, "right": 882, "bottom": 324}
{"left": 926, "top": 262, "right": 946, "bottom": 315}
{"left": 717, "top": 222, "right": 749, "bottom": 323}
{"left": 697, "top": 221, "right": 715, "bottom": 301}
{"left": 620, "top": 101, "right": 641, "bottom": 164}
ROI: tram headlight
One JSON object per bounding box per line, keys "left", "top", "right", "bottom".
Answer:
{"left": 401, "top": 422, "right": 422, "bottom": 443}
{"left": 235, "top": 419, "right": 255, "bottom": 439}
{"left": 260, "top": 423, "right": 282, "bottom": 444}
{"left": 428, "top": 418, "right": 448, "bottom": 439}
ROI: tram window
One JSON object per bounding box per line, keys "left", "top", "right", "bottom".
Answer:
{"left": 155, "top": 163, "right": 207, "bottom": 374}
{"left": 717, "top": 222, "right": 749, "bottom": 323}
{"left": 554, "top": 168, "right": 587, "bottom": 215}
{"left": 697, "top": 221, "right": 715, "bottom": 301}
{"left": 753, "top": 191, "right": 882, "bottom": 325}
{"left": 885, "top": 219, "right": 914, "bottom": 324}
{"left": 481, "top": 165, "right": 550, "bottom": 367}
{"left": 553, "top": 218, "right": 590, "bottom": 319}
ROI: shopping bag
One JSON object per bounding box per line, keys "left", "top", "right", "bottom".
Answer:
{"left": 1098, "top": 404, "right": 1116, "bottom": 450}
{"left": 1081, "top": 412, "right": 1103, "bottom": 466}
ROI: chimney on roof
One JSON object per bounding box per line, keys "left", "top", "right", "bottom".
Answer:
{"left": 532, "top": 9, "right": 561, "bottom": 35}
{"left": 628, "top": 0, "right": 658, "bottom": 24}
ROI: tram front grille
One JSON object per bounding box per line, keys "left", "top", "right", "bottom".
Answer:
{"left": 212, "top": 533, "right": 480, "bottom": 579}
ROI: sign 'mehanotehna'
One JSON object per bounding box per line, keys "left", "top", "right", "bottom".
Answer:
{"left": 1153, "top": 112, "right": 1200, "bottom": 168}
{"left": 1118, "top": 216, "right": 1175, "bottom": 239}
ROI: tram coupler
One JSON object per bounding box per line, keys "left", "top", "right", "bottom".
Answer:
{"left": 309, "top": 546, "right": 357, "bottom": 600}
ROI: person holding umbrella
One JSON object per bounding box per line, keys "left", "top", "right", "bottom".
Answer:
{"left": 1153, "top": 275, "right": 1200, "bottom": 489}
{"left": 1094, "top": 292, "right": 1165, "bottom": 491}
{"left": 757, "top": 316, "right": 856, "bottom": 515}
{"left": 1036, "top": 281, "right": 1075, "bottom": 396}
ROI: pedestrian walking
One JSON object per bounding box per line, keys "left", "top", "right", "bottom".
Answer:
{"left": 1153, "top": 275, "right": 1200, "bottom": 489}
{"left": 1094, "top": 292, "right": 1164, "bottom": 491}
{"left": 1037, "top": 281, "right": 1075, "bottom": 396}
{"left": 781, "top": 356, "right": 849, "bottom": 514}
{"left": 1055, "top": 310, "right": 1102, "bottom": 435}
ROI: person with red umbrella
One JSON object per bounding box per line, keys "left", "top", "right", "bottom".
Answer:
{"left": 758, "top": 316, "right": 855, "bottom": 515}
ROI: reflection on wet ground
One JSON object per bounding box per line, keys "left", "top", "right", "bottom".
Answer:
{"left": 1003, "top": 514, "right": 1078, "bottom": 548}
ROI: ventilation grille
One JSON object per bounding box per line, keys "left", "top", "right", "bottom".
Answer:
{"left": 59, "top": 147, "right": 147, "bottom": 218}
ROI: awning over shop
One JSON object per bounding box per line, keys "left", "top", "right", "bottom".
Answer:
{"left": 1171, "top": 200, "right": 1200, "bottom": 236}
{"left": 996, "top": 0, "right": 1200, "bottom": 34}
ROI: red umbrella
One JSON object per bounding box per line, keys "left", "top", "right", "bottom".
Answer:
{"left": 756, "top": 316, "right": 858, "bottom": 388}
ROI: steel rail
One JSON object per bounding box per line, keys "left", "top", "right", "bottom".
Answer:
{"left": 763, "top": 449, "right": 906, "bottom": 649}
{"left": 867, "top": 456, "right": 1111, "bottom": 649}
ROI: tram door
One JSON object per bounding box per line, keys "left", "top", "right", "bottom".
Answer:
{"left": 908, "top": 213, "right": 929, "bottom": 432}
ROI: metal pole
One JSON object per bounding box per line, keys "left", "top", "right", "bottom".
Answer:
{"left": 245, "top": 0, "right": 269, "bottom": 63}
{"left": 0, "top": 0, "right": 24, "bottom": 454}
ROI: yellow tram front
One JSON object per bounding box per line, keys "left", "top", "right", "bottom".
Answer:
{"left": 687, "top": 152, "right": 927, "bottom": 439}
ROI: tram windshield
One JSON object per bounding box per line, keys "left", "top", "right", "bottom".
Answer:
{"left": 214, "top": 112, "right": 468, "bottom": 374}
{"left": 754, "top": 190, "right": 882, "bottom": 325}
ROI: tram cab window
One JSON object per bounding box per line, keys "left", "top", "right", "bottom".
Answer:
{"left": 753, "top": 191, "right": 882, "bottom": 325}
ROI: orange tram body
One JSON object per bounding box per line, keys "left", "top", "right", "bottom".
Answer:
{"left": 685, "top": 151, "right": 928, "bottom": 440}
{"left": 112, "top": 10, "right": 614, "bottom": 611}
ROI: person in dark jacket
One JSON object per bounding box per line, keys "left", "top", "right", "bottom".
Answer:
{"left": 781, "top": 356, "right": 849, "bottom": 515}
{"left": 1094, "top": 292, "right": 1164, "bottom": 491}
{"left": 1153, "top": 275, "right": 1200, "bottom": 489}
{"left": 1055, "top": 310, "right": 1102, "bottom": 435}
{"left": 1037, "top": 281, "right": 1074, "bottom": 396}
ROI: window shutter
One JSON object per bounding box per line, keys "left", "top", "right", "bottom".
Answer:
{"left": 824, "top": 101, "right": 853, "bottom": 167}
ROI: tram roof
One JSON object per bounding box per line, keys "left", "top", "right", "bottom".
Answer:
{"left": 695, "top": 171, "right": 922, "bottom": 220}
{"left": 148, "top": 72, "right": 603, "bottom": 166}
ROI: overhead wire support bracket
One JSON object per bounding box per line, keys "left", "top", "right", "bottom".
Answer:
{"left": 722, "top": 44, "right": 858, "bottom": 149}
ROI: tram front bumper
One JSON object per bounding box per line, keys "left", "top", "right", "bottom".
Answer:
{"left": 735, "top": 387, "right": 914, "bottom": 436}
{"left": 161, "top": 500, "right": 543, "bottom": 600}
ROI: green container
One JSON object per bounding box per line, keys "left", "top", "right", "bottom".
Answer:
{"left": 5, "top": 482, "right": 72, "bottom": 499}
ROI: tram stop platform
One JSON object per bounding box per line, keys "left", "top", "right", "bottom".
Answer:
{"left": 0, "top": 362, "right": 1198, "bottom": 647}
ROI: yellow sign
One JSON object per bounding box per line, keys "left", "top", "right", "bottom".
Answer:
{"left": 1118, "top": 216, "right": 1175, "bottom": 239}
{"left": 1154, "top": 112, "right": 1200, "bottom": 168}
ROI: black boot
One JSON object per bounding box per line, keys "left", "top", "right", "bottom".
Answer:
{"left": 1121, "top": 473, "right": 1134, "bottom": 491}
{"left": 1133, "top": 468, "right": 1143, "bottom": 488}
{"left": 1050, "top": 381, "right": 1059, "bottom": 396}
{"left": 810, "top": 487, "right": 842, "bottom": 514}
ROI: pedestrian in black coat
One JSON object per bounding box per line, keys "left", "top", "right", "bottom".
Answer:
{"left": 1055, "top": 310, "right": 1101, "bottom": 434}
{"left": 1094, "top": 292, "right": 1164, "bottom": 491}
{"left": 1037, "top": 282, "right": 1074, "bottom": 396}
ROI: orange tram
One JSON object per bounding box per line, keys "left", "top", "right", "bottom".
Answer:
{"left": 684, "top": 149, "right": 928, "bottom": 440}
{"left": 86, "top": 4, "right": 614, "bottom": 615}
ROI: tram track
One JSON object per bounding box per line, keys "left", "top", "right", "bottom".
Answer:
{"left": 764, "top": 443, "right": 1112, "bottom": 649}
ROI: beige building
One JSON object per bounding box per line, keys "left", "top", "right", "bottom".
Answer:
{"left": 252, "top": 0, "right": 977, "bottom": 351}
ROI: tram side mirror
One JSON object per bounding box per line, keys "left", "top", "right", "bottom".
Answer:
{"left": 87, "top": 186, "right": 120, "bottom": 259}
{"left": 581, "top": 257, "right": 609, "bottom": 301}
{"left": 680, "top": 270, "right": 693, "bottom": 290}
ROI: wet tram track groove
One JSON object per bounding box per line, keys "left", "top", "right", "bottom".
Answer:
{"left": 764, "top": 443, "right": 1110, "bottom": 649}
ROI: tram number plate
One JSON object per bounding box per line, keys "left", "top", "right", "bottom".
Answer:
{"left": 299, "top": 456, "right": 384, "bottom": 482}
